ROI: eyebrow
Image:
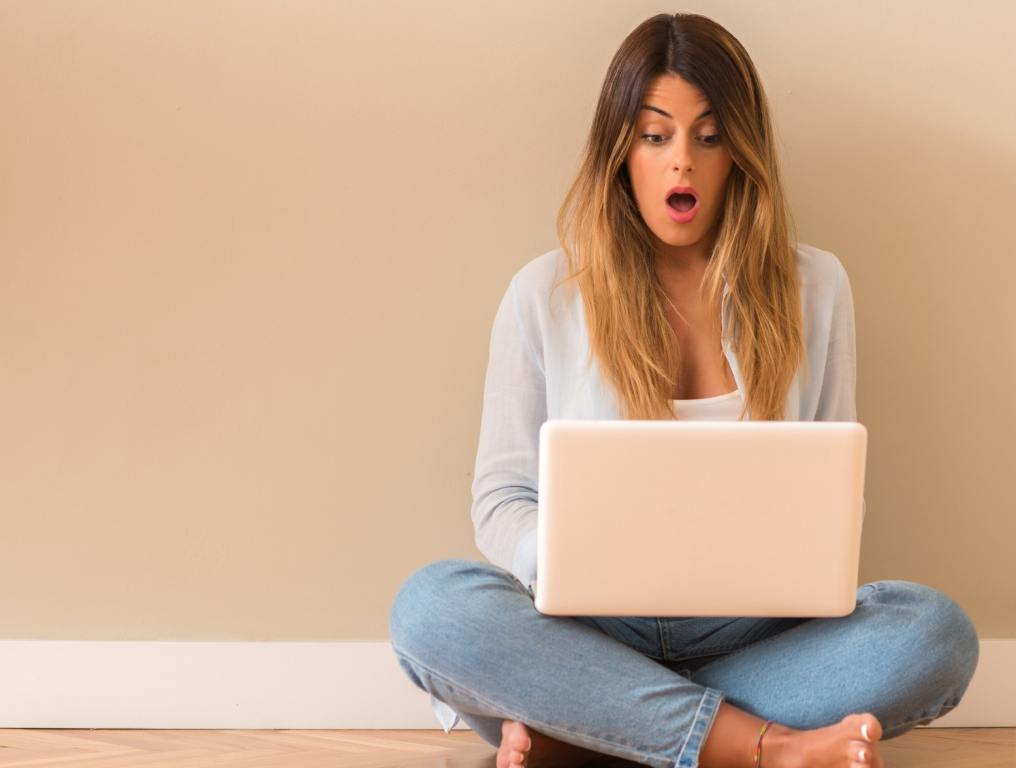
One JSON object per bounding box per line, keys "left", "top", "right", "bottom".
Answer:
{"left": 640, "top": 104, "right": 713, "bottom": 121}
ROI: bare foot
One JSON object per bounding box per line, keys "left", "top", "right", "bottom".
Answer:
{"left": 497, "top": 719, "right": 530, "bottom": 767}
{"left": 771, "top": 712, "right": 886, "bottom": 768}
{"left": 496, "top": 718, "right": 615, "bottom": 768}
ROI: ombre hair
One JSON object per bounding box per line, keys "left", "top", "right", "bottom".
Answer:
{"left": 551, "top": 12, "right": 808, "bottom": 421}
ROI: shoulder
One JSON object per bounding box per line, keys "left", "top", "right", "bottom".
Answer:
{"left": 793, "top": 241, "right": 848, "bottom": 289}
{"left": 792, "top": 242, "right": 857, "bottom": 360}
{"left": 511, "top": 247, "right": 569, "bottom": 296}
{"left": 793, "top": 241, "right": 853, "bottom": 317}
{"left": 507, "top": 247, "right": 576, "bottom": 322}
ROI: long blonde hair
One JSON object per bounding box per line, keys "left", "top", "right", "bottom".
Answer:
{"left": 551, "top": 12, "right": 807, "bottom": 421}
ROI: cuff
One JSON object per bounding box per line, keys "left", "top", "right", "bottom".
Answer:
{"left": 675, "top": 687, "right": 726, "bottom": 768}
{"left": 510, "top": 526, "right": 538, "bottom": 594}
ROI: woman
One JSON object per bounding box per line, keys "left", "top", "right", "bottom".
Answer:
{"left": 389, "top": 12, "right": 979, "bottom": 768}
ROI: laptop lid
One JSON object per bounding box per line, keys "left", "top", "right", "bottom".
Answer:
{"left": 535, "top": 420, "right": 867, "bottom": 618}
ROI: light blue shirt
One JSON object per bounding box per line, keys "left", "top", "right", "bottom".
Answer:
{"left": 430, "top": 242, "right": 862, "bottom": 732}
{"left": 472, "top": 241, "right": 861, "bottom": 597}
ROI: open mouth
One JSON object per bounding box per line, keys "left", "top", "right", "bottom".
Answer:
{"left": 667, "top": 193, "right": 698, "bottom": 212}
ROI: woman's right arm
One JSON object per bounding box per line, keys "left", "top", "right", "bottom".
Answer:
{"left": 470, "top": 273, "right": 547, "bottom": 594}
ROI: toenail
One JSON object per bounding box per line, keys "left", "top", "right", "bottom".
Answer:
{"left": 861, "top": 722, "right": 870, "bottom": 741}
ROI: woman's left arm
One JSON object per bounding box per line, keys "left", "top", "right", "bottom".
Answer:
{"left": 814, "top": 257, "right": 865, "bottom": 521}
{"left": 814, "top": 257, "right": 858, "bottom": 423}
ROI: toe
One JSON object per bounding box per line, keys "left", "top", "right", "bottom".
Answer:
{"left": 860, "top": 713, "right": 884, "bottom": 742}
{"left": 850, "top": 738, "right": 881, "bottom": 765}
{"left": 511, "top": 728, "right": 531, "bottom": 752}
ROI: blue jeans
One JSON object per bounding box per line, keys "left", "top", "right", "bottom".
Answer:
{"left": 389, "top": 559, "right": 980, "bottom": 768}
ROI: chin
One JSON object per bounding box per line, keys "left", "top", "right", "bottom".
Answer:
{"left": 658, "top": 227, "right": 701, "bottom": 244}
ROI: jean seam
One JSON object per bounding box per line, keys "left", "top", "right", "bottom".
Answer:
{"left": 674, "top": 687, "right": 725, "bottom": 768}
{"left": 673, "top": 688, "right": 708, "bottom": 766}
{"left": 886, "top": 711, "right": 949, "bottom": 733}
{"left": 659, "top": 619, "right": 748, "bottom": 660}
{"left": 661, "top": 623, "right": 778, "bottom": 660}
{"left": 888, "top": 696, "right": 963, "bottom": 733}
{"left": 677, "top": 641, "right": 746, "bottom": 657}
{"left": 392, "top": 643, "right": 680, "bottom": 767}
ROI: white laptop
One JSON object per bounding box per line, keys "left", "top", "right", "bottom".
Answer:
{"left": 535, "top": 419, "right": 867, "bottom": 618}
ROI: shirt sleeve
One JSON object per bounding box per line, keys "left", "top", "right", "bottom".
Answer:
{"left": 815, "top": 257, "right": 857, "bottom": 423}
{"left": 470, "top": 274, "right": 546, "bottom": 593}
{"left": 814, "top": 257, "right": 865, "bottom": 522}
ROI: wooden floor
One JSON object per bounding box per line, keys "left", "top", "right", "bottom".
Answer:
{"left": 0, "top": 727, "right": 1013, "bottom": 766}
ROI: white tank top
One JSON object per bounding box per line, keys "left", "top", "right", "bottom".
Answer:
{"left": 671, "top": 387, "right": 745, "bottom": 420}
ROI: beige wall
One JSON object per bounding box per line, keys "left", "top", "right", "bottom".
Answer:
{"left": 1, "top": 1, "right": 1013, "bottom": 642}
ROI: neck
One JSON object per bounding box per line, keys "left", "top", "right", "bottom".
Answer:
{"left": 654, "top": 251, "right": 710, "bottom": 302}
{"left": 652, "top": 229, "right": 716, "bottom": 284}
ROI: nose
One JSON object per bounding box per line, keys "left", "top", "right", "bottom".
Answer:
{"left": 669, "top": 132, "right": 695, "bottom": 170}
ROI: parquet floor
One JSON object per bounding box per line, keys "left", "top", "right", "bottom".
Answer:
{"left": 0, "top": 727, "right": 1013, "bottom": 766}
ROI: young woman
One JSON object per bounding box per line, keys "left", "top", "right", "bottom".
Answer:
{"left": 389, "top": 13, "right": 979, "bottom": 768}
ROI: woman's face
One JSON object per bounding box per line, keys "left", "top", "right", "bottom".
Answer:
{"left": 624, "top": 73, "right": 734, "bottom": 262}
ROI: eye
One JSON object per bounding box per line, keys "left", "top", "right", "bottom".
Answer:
{"left": 640, "top": 133, "right": 723, "bottom": 146}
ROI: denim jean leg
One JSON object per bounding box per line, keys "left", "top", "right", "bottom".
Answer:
{"left": 389, "top": 558, "right": 728, "bottom": 768}
{"left": 453, "top": 710, "right": 508, "bottom": 747}
{"left": 688, "top": 580, "right": 981, "bottom": 740}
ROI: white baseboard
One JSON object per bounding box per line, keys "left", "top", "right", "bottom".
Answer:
{"left": 0, "top": 639, "right": 1010, "bottom": 728}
